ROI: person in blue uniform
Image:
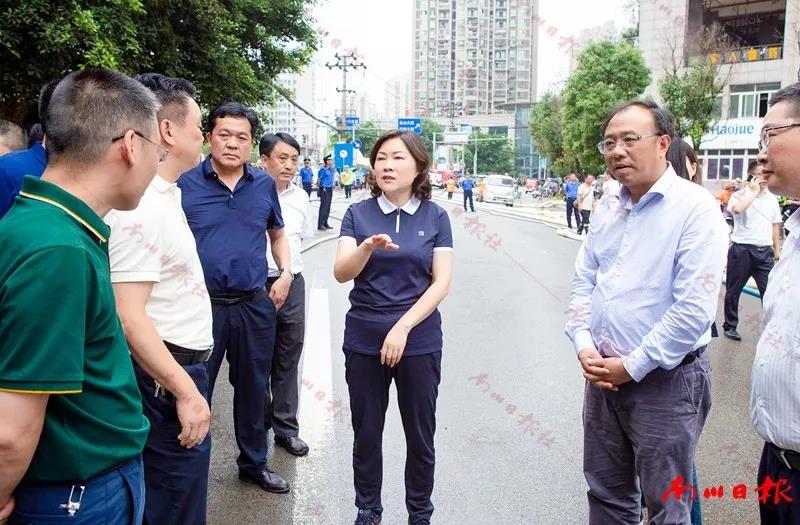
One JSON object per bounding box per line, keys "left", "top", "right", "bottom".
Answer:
{"left": 317, "top": 155, "right": 335, "bottom": 230}
{"left": 460, "top": 174, "right": 475, "bottom": 212}
{"left": 334, "top": 130, "right": 454, "bottom": 525}
{"left": 300, "top": 158, "right": 314, "bottom": 196}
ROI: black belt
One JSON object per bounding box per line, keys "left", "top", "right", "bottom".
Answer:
{"left": 209, "top": 288, "right": 261, "bottom": 306}
{"left": 163, "top": 340, "right": 213, "bottom": 365}
{"left": 266, "top": 272, "right": 302, "bottom": 284}
{"left": 680, "top": 346, "right": 706, "bottom": 366}
{"left": 772, "top": 444, "right": 800, "bottom": 471}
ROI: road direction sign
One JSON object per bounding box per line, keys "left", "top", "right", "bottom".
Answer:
{"left": 352, "top": 139, "right": 363, "bottom": 150}
{"left": 333, "top": 143, "right": 354, "bottom": 171}
{"left": 398, "top": 117, "right": 422, "bottom": 135}
{"left": 346, "top": 116, "right": 360, "bottom": 131}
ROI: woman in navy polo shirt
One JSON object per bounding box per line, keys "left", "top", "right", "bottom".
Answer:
{"left": 334, "top": 130, "right": 454, "bottom": 525}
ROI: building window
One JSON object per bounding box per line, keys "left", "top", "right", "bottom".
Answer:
{"left": 729, "top": 83, "right": 781, "bottom": 118}
{"left": 702, "top": 148, "right": 760, "bottom": 180}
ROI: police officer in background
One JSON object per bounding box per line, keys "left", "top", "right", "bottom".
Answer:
{"left": 317, "top": 154, "right": 335, "bottom": 230}
{"left": 300, "top": 157, "right": 314, "bottom": 196}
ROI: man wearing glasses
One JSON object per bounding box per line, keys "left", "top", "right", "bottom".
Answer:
{"left": 721, "top": 160, "right": 782, "bottom": 342}
{"left": 751, "top": 83, "right": 800, "bottom": 524}
{"left": 566, "top": 99, "right": 727, "bottom": 524}
{"left": 0, "top": 69, "right": 157, "bottom": 524}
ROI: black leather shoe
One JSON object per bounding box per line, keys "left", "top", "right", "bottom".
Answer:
{"left": 354, "top": 509, "right": 381, "bottom": 525}
{"left": 324, "top": 225, "right": 334, "bottom": 230}
{"left": 724, "top": 328, "right": 742, "bottom": 341}
{"left": 238, "top": 469, "right": 290, "bottom": 493}
{"left": 275, "top": 435, "right": 310, "bottom": 456}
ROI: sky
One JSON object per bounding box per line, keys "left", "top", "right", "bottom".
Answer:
{"left": 309, "top": 0, "right": 634, "bottom": 119}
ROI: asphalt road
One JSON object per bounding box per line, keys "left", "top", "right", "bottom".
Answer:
{"left": 207, "top": 189, "right": 764, "bottom": 525}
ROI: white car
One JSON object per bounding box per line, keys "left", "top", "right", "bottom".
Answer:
{"left": 485, "top": 174, "right": 515, "bottom": 207}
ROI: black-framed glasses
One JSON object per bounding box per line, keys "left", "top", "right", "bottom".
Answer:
{"left": 759, "top": 123, "right": 800, "bottom": 150}
{"left": 596, "top": 134, "right": 661, "bottom": 154}
{"left": 111, "top": 130, "right": 168, "bottom": 162}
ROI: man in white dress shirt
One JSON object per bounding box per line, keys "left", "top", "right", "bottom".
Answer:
{"left": 565, "top": 100, "right": 728, "bottom": 524}
{"left": 750, "top": 82, "right": 800, "bottom": 524}
{"left": 259, "top": 132, "right": 315, "bottom": 457}
{"left": 106, "top": 73, "right": 213, "bottom": 524}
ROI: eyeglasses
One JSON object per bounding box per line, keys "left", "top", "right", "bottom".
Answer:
{"left": 111, "top": 130, "right": 168, "bottom": 162}
{"left": 596, "top": 134, "right": 661, "bottom": 154}
{"left": 758, "top": 123, "right": 800, "bottom": 150}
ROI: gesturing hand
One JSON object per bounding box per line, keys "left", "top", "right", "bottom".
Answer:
{"left": 365, "top": 234, "right": 399, "bottom": 252}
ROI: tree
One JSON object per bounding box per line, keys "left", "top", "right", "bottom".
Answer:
{"left": 420, "top": 117, "right": 444, "bottom": 161}
{"left": 327, "top": 120, "right": 384, "bottom": 161}
{"left": 530, "top": 92, "right": 570, "bottom": 174}
{"left": 0, "top": 0, "right": 318, "bottom": 122}
{"left": 658, "top": 24, "right": 734, "bottom": 149}
{"left": 562, "top": 41, "right": 651, "bottom": 174}
{"left": 463, "top": 129, "right": 514, "bottom": 175}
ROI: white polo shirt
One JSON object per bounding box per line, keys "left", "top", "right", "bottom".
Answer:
{"left": 266, "top": 183, "right": 315, "bottom": 277}
{"left": 106, "top": 175, "right": 213, "bottom": 350}
{"left": 728, "top": 189, "right": 782, "bottom": 246}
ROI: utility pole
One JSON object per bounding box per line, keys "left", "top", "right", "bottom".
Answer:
{"left": 325, "top": 53, "right": 366, "bottom": 138}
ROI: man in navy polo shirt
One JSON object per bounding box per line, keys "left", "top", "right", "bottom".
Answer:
{"left": 300, "top": 157, "right": 314, "bottom": 196}
{"left": 317, "top": 155, "right": 335, "bottom": 230}
{"left": 0, "top": 80, "right": 58, "bottom": 219}
{"left": 179, "top": 102, "right": 294, "bottom": 494}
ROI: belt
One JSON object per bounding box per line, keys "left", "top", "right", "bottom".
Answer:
{"left": 267, "top": 272, "right": 302, "bottom": 284}
{"left": 209, "top": 288, "right": 261, "bottom": 306}
{"left": 163, "top": 340, "right": 213, "bottom": 365}
{"left": 680, "top": 346, "right": 707, "bottom": 366}
{"left": 773, "top": 444, "right": 800, "bottom": 471}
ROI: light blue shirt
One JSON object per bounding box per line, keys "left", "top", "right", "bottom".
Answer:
{"left": 565, "top": 165, "right": 728, "bottom": 382}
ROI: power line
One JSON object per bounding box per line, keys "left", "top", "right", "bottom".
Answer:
{"left": 274, "top": 86, "right": 338, "bottom": 133}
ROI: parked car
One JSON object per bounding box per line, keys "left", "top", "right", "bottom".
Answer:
{"left": 485, "top": 174, "right": 516, "bottom": 207}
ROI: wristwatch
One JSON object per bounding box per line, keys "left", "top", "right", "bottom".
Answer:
{"left": 278, "top": 268, "right": 294, "bottom": 281}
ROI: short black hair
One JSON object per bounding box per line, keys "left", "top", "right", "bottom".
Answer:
{"left": 303, "top": 157, "right": 310, "bottom": 162}
{"left": 135, "top": 73, "right": 196, "bottom": 125}
{"left": 601, "top": 98, "right": 675, "bottom": 137}
{"left": 768, "top": 83, "right": 800, "bottom": 118}
{"left": 46, "top": 68, "right": 159, "bottom": 166}
{"left": 206, "top": 101, "right": 259, "bottom": 138}
{"left": 0, "top": 119, "right": 26, "bottom": 152}
{"left": 259, "top": 132, "right": 301, "bottom": 156}
{"left": 38, "top": 78, "right": 60, "bottom": 135}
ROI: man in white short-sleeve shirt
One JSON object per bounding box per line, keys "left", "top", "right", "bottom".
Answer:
{"left": 105, "top": 74, "right": 213, "bottom": 525}
{"left": 722, "top": 161, "right": 783, "bottom": 341}
{"left": 259, "top": 132, "right": 315, "bottom": 457}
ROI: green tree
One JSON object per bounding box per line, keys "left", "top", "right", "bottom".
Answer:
{"left": 530, "top": 92, "right": 570, "bottom": 173}
{"left": 0, "top": 0, "right": 318, "bottom": 122}
{"left": 420, "top": 118, "right": 444, "bottom": 161}
{"left": 562, "top": 40, "right": 651, "bottom": 174}
{"left": 327, "top": 120, "right": 384, "bottom": 160}
{"left": 463, "top": 130, "right": 514, "bottom": 175}
{"left": 658, "top": 24, "right": 732, "bottom": 149}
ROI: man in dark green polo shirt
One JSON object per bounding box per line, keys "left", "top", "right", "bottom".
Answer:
{"left": 0, "top": 69, "right": 159, "bottom": 524}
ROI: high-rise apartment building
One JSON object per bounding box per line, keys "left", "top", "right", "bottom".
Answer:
{"left": 264, "top": 66, "right": 325, "bottom": 160}
{"left": 412, "top": 0, "right": 539, "bottom": 118}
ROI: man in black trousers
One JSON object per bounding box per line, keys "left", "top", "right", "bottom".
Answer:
{"left": 317, "top": 155, "right": 335, "bottom": 230}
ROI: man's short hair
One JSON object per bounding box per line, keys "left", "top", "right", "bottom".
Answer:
{"left": 0, "top": 120, "right": 26, "bottom": 153}
{"left": 206, "top": 102, "right": 259, "bottom": 138}
{"left": 38, "top": 78, "right": 61, "bottom": 136}
{"left": 135, "top": 73, "right": 196, "bottom": 125}
{"left": 768, "top": 83, "right": 800, "bottom": 118}
{"left": 303, "top": 157, "right": 310, "bottom": 162}
{"left": 259, "top": 132, "right": 301, "bottom": 156}
{"left": 601, "top": 98, "right": 675, "bottom": 137}
{"left": 45, "top": 69, "right": 159, "bottom": 167}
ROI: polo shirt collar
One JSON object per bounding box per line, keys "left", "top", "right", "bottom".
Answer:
{"left": 377, "top": 193, "right": 421, "bottom": 215}
{"left": 19, "top": 176, "right": 110, "bottom": 243}
{"left": 201, "top": 155, "right": 255, "bottom": 181}
{"left": 278, "top": 183, "right": 297, "bottom": 197}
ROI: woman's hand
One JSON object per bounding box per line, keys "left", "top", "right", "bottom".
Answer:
{"left": 364, "top": 234, "right": 399, "bottom": 252}
{"left": 380, "top": 323, "right": 409, "bottom": 367}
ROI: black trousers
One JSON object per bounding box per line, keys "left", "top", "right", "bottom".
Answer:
{"left": 207, "top": 289, "right": 277, "bottom": 474}
{"left": 134, "top": 363, "right": 211, "bottom": 525}
{"left": 264, "top": 275, "right": 305, "bottom": 438}
{"left": 758, "top": 442, "right": 800, "bottom": 524}
{"left": 302, "top": 182, "right": 312, "bottom": 196}
{"left": 344, "top": 184, "right": 353, "bottom": 198}
{"left": 723, "top": 242, "right": 773, "bottom": 331}
{"left": 447, "top": 191, "right": 453, "bottom": 200}
{"left": 318, "top": 187, "right": 332, "bottom": 228}
{"left": 577, "top": 209, "right": 591, "bottom": 234}
{"left": 463, "top": 190, "right": 474, "bottom": 212}
{"left": 345, "top": 351, "right": 442, "bottom": 524}
{"left": 566, "top": 197, "right": 581, "bottom": 229}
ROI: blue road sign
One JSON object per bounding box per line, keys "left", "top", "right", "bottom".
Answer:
{"left": 398, "top": 117, "right": 422, "bottom": 135}
{"left": 352, "top": 139, "right": 363, "bottom": 150}
{"left": 333, "top": 143, "right": 354, "bottom": 171}
{"left": 346, "top": 116, "right": 360, "bottom": 131}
